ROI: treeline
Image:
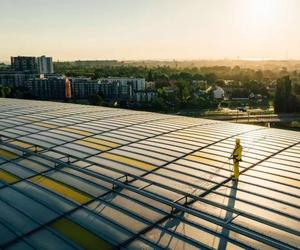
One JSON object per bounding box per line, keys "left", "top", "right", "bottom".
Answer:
{"left": 54, "top": 63, "right": 299, "bottom": 84}
{"left": 274, "top": 76, "right": 300, "bottom": 113}
{"left": 0, "top": 85, "right": 33, "bottom": 99}
{"left": 53, "top": 63, "right": 300, "bottom": 113}
{"left": 54, "top": 60, "right": 300, "bottom": 71}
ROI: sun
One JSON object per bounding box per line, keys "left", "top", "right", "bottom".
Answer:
{"left": 238, "top": 0, "right": 282, "bottom": 29}
{"left": 249, "top": 0, "right": 277, "bottom": 16}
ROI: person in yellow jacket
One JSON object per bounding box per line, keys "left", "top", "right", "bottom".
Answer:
{"left": 231, "top": 138, "right": 243, "bottom": 180}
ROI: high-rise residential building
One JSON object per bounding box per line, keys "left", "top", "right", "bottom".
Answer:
{"left": 36, "top": 55, "right": 54, "bottom": 74}
{"left": 11, "top": 56, "right": 37, "bottom": 72}
{"left": 69, "top": 77, "right": 100, "bottom": 99}
{"left": 27, "top": 75, "right": 66, "bottom": 100}
{"left": 0, "top": 71, "right": 36, "bottom": 87}
{"left": 98, "top": 77, "right": 146, "bottom": 100}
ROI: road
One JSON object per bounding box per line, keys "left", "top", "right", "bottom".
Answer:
{"left": 206, "top": 113, "right": 300, "bottom": 123}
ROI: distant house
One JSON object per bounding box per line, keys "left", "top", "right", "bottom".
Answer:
{"left": 232, "top": 97, "right": 249, "bottom": 101}
{"left": 255, "top": 94, "right": 262, "bottom": 100}
{"left": 206, "top": 85, "right": 225, "bottom": 100}
{"left": 145, "top": 81, "right": 155, "bottom": 90}
{"left": 162, "top": 86, "right": 177, "bottom": 94}
{"left": 249, "top": 92, "right": 263, "bottom": 100}
{"left": 249, "top": 92, "right": 255, "bottom": 100}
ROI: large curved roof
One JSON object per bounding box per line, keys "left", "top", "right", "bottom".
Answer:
{"left": 0, "top": 98, "right": 299, "bottom": 250}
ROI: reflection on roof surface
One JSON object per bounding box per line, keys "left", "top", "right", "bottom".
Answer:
{"left": 0, "top": 98, "right": 299, "bottom": 250}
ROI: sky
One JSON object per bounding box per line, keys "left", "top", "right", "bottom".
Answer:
{"left": 0, "top": 0, "right": 300, "bottom": 62}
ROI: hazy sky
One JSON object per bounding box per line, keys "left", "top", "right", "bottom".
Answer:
{"left": 1, "top": 0, "right": 299, "bottom": 61}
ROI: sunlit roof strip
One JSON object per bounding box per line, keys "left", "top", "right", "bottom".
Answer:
{"left": 58, "top": 127, "right": 93, "bottom": 136}
{"left": 34, "top": 122, "right": 58, "bottom": 129}
{"left": 30, "top": 176, "right": 93, "bottom": 204}
{"left": 17, "top": 116, "right": 41, "bottom": 121}
{"left": 75, "top": 140, "right": 111, "bottom": 151}
{"left": 8, "top": 140, "right": 33, "bottom": 149}
{"left": 99, "top": 152, "right": 156, "bottom": 171}
{"left": 0, "top": 169, "right": 20, "bottom": 184}
{"left": 0, "top": 149, "right": 18, "bottom": 160}
{"left": 83, "top": 137, "right": 120, "bottom": 148}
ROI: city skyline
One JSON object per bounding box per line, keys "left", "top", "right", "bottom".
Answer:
{"left": 1, "top": 0, "right": 300, "bottom": 61}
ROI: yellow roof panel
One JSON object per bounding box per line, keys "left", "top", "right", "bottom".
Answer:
{"left": 84, "top": 137, "right": 120, "bottom": 148}
{"left": 30, "top": 176, "right": 93, "bottom": 204}
{"left": 0, "top": 169, "right": 19, "bottom": 184}
{"left": 75, "top": 140, "right": 110, "bottom": 151}
{"left": 0, "top": 149, "right": 18, "bottom": 160}
{"left": 35, "top": 122, "right": 58, "bottom": 129}
{"left": 58, "top": 127, "right": 93, "bottom": 136}
{"left": 99, "top": 152, "right": 156, "bottom": 171}
{"left": 52, "top": 218, "right": 112, "bottom": 250}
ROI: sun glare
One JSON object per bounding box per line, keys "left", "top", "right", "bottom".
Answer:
{"left": 238, "top": 0, "right": 282, "bottom": 30}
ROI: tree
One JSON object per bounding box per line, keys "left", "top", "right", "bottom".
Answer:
{"left": 147, "top": 70, "right": 154, "bottom": 81}
{"left": 204, "top": 73, "right": 217, "bottom": 84}
{"left": 255, "top": 70, "right": 263, "bottom": 81}
{"left": 193, "top": 73, "right": 203, "bottom": 80}
{"left": 294, "top": 84, "right": 300, "bottom": 95}
{"left": 0, "top": 85, "right": 11, "bottom": 97}
{"left": 274, "top": 76, "right": 292, "bottom": 113}
{"left": 215, "top": 79, "right": 225, "bottom": 87}
{"left": 88, "top": 94, "right": 103, "bottom": 106}
{"left": 154, "top": 73, "right": 170, "bottom": 89}
{"left": 178, "top": 72, "right": 193, "bottom": 81}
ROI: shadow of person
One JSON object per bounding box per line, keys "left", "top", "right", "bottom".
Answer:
{"left": 89, "top": 190, "right": 118, "bottom": 217}
{"left": 154, "top": 211, "right": 185, "bottom": 248}
{"left": 217, "top": 181, "right": 238, "bottom": 250}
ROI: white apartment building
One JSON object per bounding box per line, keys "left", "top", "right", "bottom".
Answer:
{"left": 36, "top": 56, "right": 54, "bottom": 74}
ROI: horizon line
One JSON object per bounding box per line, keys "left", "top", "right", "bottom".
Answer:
{"left": 1, "top": 57, "right": 300, "bottom": 64}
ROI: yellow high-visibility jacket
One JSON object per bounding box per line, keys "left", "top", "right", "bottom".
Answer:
{"left": 233, "top": 145, "right": 243, "bottom": 161}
